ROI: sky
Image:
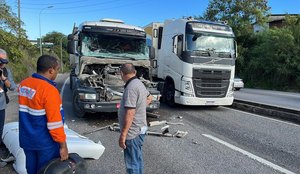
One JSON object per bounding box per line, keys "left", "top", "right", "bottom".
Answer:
{"left": 5, "top": 0, "right": 300, "bottom": 40}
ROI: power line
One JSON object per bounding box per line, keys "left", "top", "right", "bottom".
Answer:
{"left": 20, "top": 0, "right": 149, "bottom": 15}
{"left": 20, "top": 0, "right": 93, "bottom": 6}
{"left": 20, "top": 0, "right": 122, "bottom": 9}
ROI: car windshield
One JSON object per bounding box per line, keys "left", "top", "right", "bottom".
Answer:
{"left": 186, "top": 33, "right": 235, "bottom": 58}
{"left": 81, "top": 32, "right": 149, "bottom": 60}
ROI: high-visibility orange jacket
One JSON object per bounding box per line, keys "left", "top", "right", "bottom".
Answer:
{"left": 18, "top": 73, "right": 66, "bottom": 150}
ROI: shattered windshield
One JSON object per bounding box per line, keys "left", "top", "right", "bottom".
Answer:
{"left": 186, "top": 33, "right": 235, "bottom": 58}
{"left": 81, "top": 32, "right": 149, "bottom": 60}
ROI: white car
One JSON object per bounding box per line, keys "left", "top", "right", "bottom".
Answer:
{"left": 234, "top": 78, "right": 244, "bottom": 91}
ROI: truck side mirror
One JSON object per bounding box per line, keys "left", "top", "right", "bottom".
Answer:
{"left": 177, "top": 35, "right": 183, "bottom": 57}
{"left": 172, "top": 35, "right": 178, "bottom": 54}
{"left": 67, "top": 34, "right": 77, "bottom": 54}
{"left": 67, "top": 40, "right": 76, "bottom": 54}
{"left": 172, "top": 35, "right": 183, "bottom": 57}
{"left": 149, "top": 46, "right": 155, "bottom": 59}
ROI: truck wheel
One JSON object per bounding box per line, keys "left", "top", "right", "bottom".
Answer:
{"left": 72, "top": 93, "right": 86, "bottom": 118}
{"left": 164, "top": 82, "right": 175, "bottom": 107}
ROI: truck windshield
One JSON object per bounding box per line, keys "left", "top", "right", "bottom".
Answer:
{"left": 81, "top": 32, "right": 149, "bottom": 60}
{"left": 186, "top": 33, "right": 235, "bottom": 58}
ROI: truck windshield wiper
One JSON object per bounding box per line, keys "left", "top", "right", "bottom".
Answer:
{"left": 216, "top": 52, "right": 232, "bottom": 58}
{"left": 193, "top": 50, "right": 211, "bottom": 57}
{"left": 202, "top": 57, "right": 228, "bottom": 64}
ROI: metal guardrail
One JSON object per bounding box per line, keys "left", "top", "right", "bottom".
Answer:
{"left": 229, "top": 99, "right": 300, "bottom": 124}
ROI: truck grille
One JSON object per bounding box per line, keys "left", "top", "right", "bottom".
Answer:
{"left": 192, "top": 69, "right": 230, "bottom": 98}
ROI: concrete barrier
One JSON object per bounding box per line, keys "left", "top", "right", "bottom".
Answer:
{"left": 230, "top": 99, "right": 300, "bottom": 124}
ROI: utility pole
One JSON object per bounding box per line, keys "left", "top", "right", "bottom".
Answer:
{"left": 39, "top": 6, "right": 53, "bottom": 56}
{"left": 18, "top": 0, "right": 21, "bottom": 38}
{"left": 60, "top": 36, "right": 67, "bottom": 73}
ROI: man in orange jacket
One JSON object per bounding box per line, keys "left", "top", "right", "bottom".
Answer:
{"left": 18, "top": 55, "right": 68, "bottom": 174}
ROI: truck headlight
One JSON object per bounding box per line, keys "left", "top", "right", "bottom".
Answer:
{"left": 79, "top": 93, "right": 97, "bottom": 100}
{"left": 184, "top": 81, "right": 192, "bottom": 91}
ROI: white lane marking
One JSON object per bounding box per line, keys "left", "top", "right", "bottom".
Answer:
{"left": 202, "top": 134, "right": 296, "bottom": 174}
{"left": 223, "top": 107, "right": 300, "bottom": 127}
{"left": 60, "top": 76, "right": 69, "bottom": 99}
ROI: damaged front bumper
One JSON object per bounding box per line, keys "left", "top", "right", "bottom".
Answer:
{"left": 77, "top": 99, "right": 160, "bottom": 113}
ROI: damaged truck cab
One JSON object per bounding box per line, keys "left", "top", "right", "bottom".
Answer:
{"left": 67, "top": 18, "right": 160, "bottom": 117}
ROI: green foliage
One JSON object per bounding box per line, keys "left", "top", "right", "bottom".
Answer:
{"left": 203, "top": 0, "right": 270, "bottom": 38}
{"left": 243, "top": 27, "right": 300, "bottom": 91}
{"left": 0, "top": 1, "right": 26, "bottom": 37}
{"left": 0, "top": 1, "right": 39, "bottom": 82}
{"left": 43, "top": 31, "right": 69, "bottom": 72}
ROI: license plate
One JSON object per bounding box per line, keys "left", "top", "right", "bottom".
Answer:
{"left": 205, "top": 101, "right": 215, "bottom": 105}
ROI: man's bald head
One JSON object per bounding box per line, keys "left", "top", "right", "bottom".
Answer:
{"left": 120, "top": 63, "right": 136, "bottom": 75}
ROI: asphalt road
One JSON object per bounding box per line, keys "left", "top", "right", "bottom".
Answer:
{"left": 1, "top": 74, "right": 300, "bottom": 174}
{"left": 234, "top": 88, "right": 300, "bottom": 111}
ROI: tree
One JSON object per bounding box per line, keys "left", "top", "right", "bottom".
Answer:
{"left": 203, "top": 0, "right": 270, "bottom": 37}
{"left": 43, "top": 31, "right": 67, "bottom": 46}
{"left": 0, "top": 1, "right": 26, "bottom": 37}
{"left": 43, "top": 31, "right": 69, "bottom": 72}
{"left": 0, "top": 1, "right": 40, "bottom": 81}
{"left": 244, "top": 28, "right": 300, "bottom": 90}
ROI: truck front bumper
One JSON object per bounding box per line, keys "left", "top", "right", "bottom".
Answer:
{"left": 175, "top": 95, "right": 234, "bottom": 106}
{"left": 78, "top": 101, "right": 120, "bottom": 113}
{"left": 78, "top": 100, "right": 160, "bottom": 113}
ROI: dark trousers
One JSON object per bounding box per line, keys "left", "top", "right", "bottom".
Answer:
{"left": 24, "top": 145, "right": 60, "bottom": 174}
{"left": 0, "top": 109, "right": 5, "bottom": 145}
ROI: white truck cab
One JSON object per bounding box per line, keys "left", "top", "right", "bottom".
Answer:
{"left": 144, "top": 18, "right": 237, "bottom": 106}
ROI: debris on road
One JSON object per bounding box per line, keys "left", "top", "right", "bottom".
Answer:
{"left": 161, "top": 125, "right": 169, "bottom": 131}
{"left": 108, "top": 124, "right": 188, "bottom": 138}
{"left": 149, "top": 120, "right": 167, "bottom": 126}
{"left": 147, "top": 112, "right": 160, "bottom": 118}
{"left": 83, "top": 118, "right": 188, "bottom": 138}
{"left": 192, "top": 140, "right": 198, "bottom": 144}
{"left": 149, "top": 120, "right": 184, "bottom": 126}
{"left": 83, "top": 123, "right": 119, "bottom": 135}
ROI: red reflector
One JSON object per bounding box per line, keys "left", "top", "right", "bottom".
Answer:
{"left": 116, "top": 103, "right": 120, "bottom": 108}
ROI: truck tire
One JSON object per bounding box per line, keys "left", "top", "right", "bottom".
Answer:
{"left": 164, "top": 82, "right": 175, "bottom": 107}
{"left": 72, "top": 92, "right": 86, "bottom": 118}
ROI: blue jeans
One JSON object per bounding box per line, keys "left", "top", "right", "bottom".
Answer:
{"left": 0, "top": 109, "right": 5, "bottom": 145}
{"left": 124, "top": 134, "right": 145, "bottom": 174}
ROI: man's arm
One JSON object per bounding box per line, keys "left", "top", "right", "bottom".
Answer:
{"left": 45, "top": 89, "right": 68, "bottom": 160}
{"left": 146, "top": 95, "right": 153, "bottom": 106}
{"left": 119, "top": 108, "right": 136, "bottom": 149}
